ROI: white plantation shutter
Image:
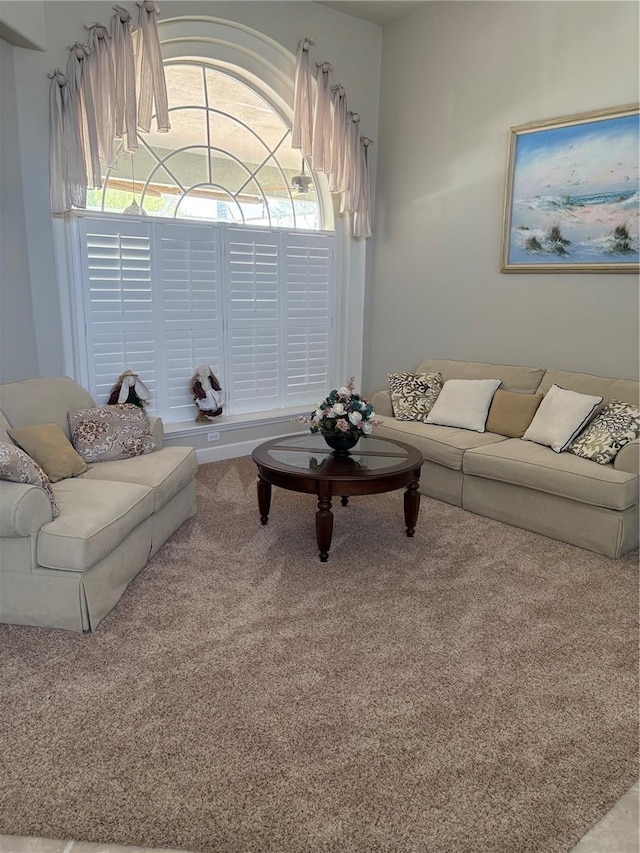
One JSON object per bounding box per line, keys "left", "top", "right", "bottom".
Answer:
{"left": 78, "top": 219, "right": 157, "bottom": 408}
{"left": 156, "top": 225, "right": 223, "bottom": 421}
{"left": 76, "top": 216, "right": 335, "bottom": 420}
{"left": 224, "top": 228, "right": 282, "bottom": 413}
{"left": 283, "top": 233, "right": 333, "bottom": 404}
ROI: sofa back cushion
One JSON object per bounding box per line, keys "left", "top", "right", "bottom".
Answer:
{"left": 0, "top": 411, "right": 11, "bottom": 445}
{"left": 537, "top": 369, "right": 639, "bottom": 407}
{"left": 415, "top": 359, "right": 544, "bottom": 394}
{"left": 0, "top": 377, "right": 95, "bottom": 439}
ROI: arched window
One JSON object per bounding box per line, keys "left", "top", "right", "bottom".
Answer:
{"left": 88, "top": 62, "right": 322, "bottom": 230}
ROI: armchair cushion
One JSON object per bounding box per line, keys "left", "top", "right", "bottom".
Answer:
{"left": 0, "top": 442, "right": 59, "bottom": 518}
{"left": 69, "top": 404, "right": 156, "bottom": 463}
{"left": 8, "top": 423, "right": 88, "bottom": 482}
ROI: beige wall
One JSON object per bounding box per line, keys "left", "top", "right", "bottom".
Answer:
{"left": 0, "top": 37, "right": 38, "bottom": 382}
{"left": 364, "top": 1, "right": 640, "bottom": 395}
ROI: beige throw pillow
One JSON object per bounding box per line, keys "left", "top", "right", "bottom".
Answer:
{"left": 69, "top": 403, "right": 157, "bottom": 464}
{"left": 425, "top": 379, "right": 502, "bottom": 432}
{"left": 0, "top": 441, "right": 59, "bottom": 517}
{"left": 486, "top": 391, "right": 543, "bottom": 438}
{"left": 388, "top": 372, "right": 443, "bottom": 421}
{"left": 8, "top": 422, "right": 88, "bottom": 482}
{"left": 521, "top": 384, "right": 602, "bottom": 453}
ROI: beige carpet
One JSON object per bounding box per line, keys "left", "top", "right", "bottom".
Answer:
{"left": 0, "top": 456, "right": 638, "bottom": 853}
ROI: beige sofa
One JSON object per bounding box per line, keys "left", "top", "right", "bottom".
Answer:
{"left": 0, "top": 377, "right": 198, "bottom": 632}
{"left": 372, "top": 359, "right": 639, "bottom": 559}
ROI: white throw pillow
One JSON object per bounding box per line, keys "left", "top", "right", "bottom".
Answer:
{"left": 521, "top": 384, "right": 603, "bottom": 453}
{"left": 425, "top": 379, "right": 502, "bottom": 432}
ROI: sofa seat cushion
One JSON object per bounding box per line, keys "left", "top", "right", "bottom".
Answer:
{"left": 375, "top": 415, "right": 508, "bottom": 470}
{"left": 39, "top": 479, "right": 154, "bottom": 572}
{"left": 81, "top": 446, "right": 197, "bottom": 512}
{"left": 463, "top": 439, "right": 638, "bottom": 511}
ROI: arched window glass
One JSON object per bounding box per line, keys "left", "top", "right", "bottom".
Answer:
{"left": 87, "top": 62, "right": 321, "bottom": 230}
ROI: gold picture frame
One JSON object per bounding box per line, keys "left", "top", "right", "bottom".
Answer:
{"left": 501, "top": 104, "right": 639, "bottom": 273}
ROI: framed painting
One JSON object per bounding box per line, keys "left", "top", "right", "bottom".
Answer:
{"left": 501, "top": 104, "right": 639, "bottom": 272}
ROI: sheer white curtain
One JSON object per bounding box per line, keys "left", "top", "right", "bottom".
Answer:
{"left": 49, "top": 1, "right": 170, "bottom": 214}
{"left": 292, "top": 38, "right": 313, "bottom": 160}
{"left": 111, "top": 5, "right": 138, "bottom": 153}
{"left": 353, "top": 138, "right": 373, "bottom": 239}
{"left": 292, "top": 38, "right": 373, "bottom": 238}
{"left": 86, "top": 24, "right": 116, "bottom": 168}
{"left": 311, "top": 61, "right": 333, "bottom": 173}
{"left": 136, "top": 0, "right": 170, "bottom": 134}
{"left": 49, "top": 69, "right": 86, "bottom": 212}
{"left": 66, "top": 42, "right": 102, "bottom": 193}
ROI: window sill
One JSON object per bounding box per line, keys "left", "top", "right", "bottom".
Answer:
{"left": 162, "top": 405, "right": 310, "bottom": 439}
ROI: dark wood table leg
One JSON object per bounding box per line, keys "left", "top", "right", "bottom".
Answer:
{"left": 404, "top": 475, "right": 420, "bottom": 537}
{"left": 257, "top": 474, "right": 272, "bottom": 524}
{"left": 316, "top": 495, "right": 334, "bottom": 562}
{"left": 340, "top": 495, "right": 349, "bottom": 506}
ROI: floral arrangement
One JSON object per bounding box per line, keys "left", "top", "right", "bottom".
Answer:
{"left": 298, "top": 377, "right": 380, "bottom": 439}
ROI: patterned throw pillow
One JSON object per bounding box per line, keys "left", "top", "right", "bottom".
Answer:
{"left": 0, "top": 441, "right": 59, "bottom": 518}
{"left": 388, "top": 372, "right": 443, "bottom": 421}
{"left": 568, "top": 400, "right": 640, "bottom": 464}
{"left": 68, "top": 404, "right": 157, "bottom": 464}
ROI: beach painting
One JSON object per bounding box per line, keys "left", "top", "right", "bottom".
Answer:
{"left": 501, "top": 105, "right": 639, "bottom": 272}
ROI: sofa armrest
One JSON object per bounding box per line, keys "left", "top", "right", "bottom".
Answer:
{"left": 149, "top": 415, "right": 164, "bottom": 449}
{"left": 371, "top": 390, "right": 393, "bottom": 418}
{"left": 0, "top": 481, "right": 53, "bottom": 537}
{"left": 614, "top": 438, "right": 639, "bottom": 475}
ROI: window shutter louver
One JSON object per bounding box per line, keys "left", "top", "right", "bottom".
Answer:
{"left": 156, "top": 225, "right": 223, "bottom": 422}
{"left": 283, "top": 232, "right": 333, "bottom": 404}
{"left": 79, "top": 219, "right": 157, "bottom": 408}
{"left": 225, "top": 228, "right": 282, "bottom": 413}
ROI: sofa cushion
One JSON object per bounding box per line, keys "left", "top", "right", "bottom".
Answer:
{"left": 416, "top": 359, "right": 544, "bottom": 394}
{"left": 39, "top": 479, "right": 154, "bottom": 572}
{"left": 0, "top": 377, "right": 95, "bottom": 439}
{"left": 388, "top": 372, "right": 443, "bottom": 421}
{"left": 81, "top": 446, "right": 198, "bottom": 512}
{"left": 8, "top": 422, "right": 89, "bottom": 482}
{"left": 69, "top": 404, "right": 157, "bottom": 463}
{"left": 568, "top": 400, "right": 640, "bottom": 465}
{"left": 522, "top": 384, "right": 602, "bottom": 453}
{"left": 0, "top": 441, "right": 59, "bottom": 518}
{"left": 538, "top": 369, "right": 639, "bottom": 407}
{"left": 375, "top": 416, "right": 508, "bottom": 471}
{"left": 486, "top": 391, "right": 543, "bottom": 438}
{"left": 463, "top": 439, "right": 638, "bottom": 511}
{"left": 426, "top": 379, "right": 501, "bottom": 432}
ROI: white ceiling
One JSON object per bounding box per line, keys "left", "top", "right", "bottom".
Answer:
{"left": 316, "top": 1, "right": 434, "bottom": 26}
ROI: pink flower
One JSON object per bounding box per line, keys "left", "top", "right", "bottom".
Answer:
{"left": 336, "top": 417, "right": 350, "bottom": 432}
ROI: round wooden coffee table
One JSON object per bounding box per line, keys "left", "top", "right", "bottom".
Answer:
{"left": 251, "top": 434, "right": 424, "bottom": 562}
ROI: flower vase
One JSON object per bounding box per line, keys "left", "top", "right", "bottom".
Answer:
{"left": 323, "top": 432, "right": 359, "bottom": 455}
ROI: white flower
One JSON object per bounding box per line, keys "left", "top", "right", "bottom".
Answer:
{"left": 348, "top": 411, "right": 363, "bottom": 426}
{"left": 333, "top": 402, "right": 345, "bottom": 415}
{"left": 362, "top": 421, "right": 373, "bottom": 435}
{"left": 314, "top": 408, "right": 323, "bottom": 420}
{"left": 339, "top": 386, "right": 350, "bottom": 396}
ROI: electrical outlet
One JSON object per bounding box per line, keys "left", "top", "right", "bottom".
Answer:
{"left": 207, "top": 431, "right": 220, "bottom": 442}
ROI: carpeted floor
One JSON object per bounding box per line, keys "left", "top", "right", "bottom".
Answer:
{"left": 0, "top": 456, "right": 638, "bottom": 853}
